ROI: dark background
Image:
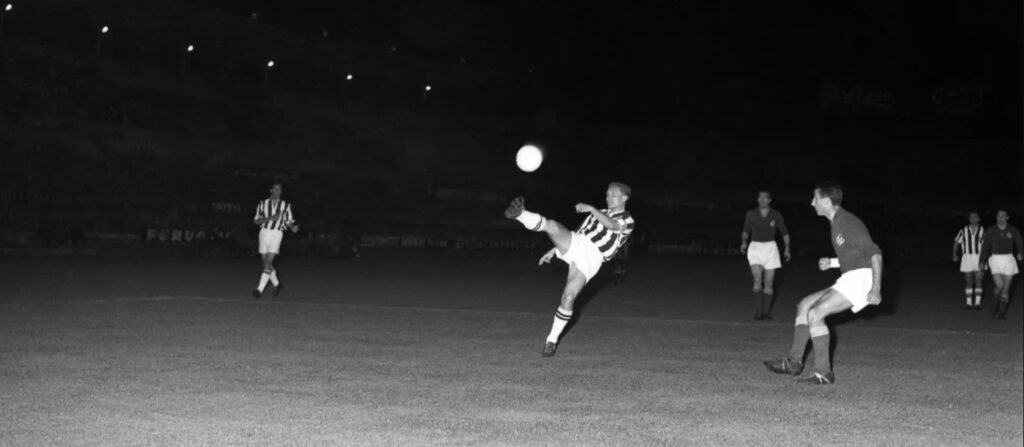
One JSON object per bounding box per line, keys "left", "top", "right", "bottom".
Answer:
{"left": 199, "top": 0, "right": 1023, "bottom": 196}
{"left": 1, "top": 0, "right": 1021, "bottom": 257}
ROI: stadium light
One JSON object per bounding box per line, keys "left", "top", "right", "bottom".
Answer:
{"left": 181, "top": 44, "right": 195, "bottom": 76}
{"left": 346, "top": 73, "right": 353, "bottom": 81}
{"left": 0, "top": 3, "right": 11, "bottom": 38}
{"left": 263, "top": 60, "right": 275, "bottom": 89}
{"left": 96, "top": 25, "right": 110, "bottom": 58}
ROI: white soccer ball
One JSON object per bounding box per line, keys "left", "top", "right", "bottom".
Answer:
{"left": 516, "top": 144, "right": 543, "bottom": 173}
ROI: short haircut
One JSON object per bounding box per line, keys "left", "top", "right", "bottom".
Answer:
{"left": 609, "top": 181, "right": 631, "bottom": 199}
{"left": 757, "top": 189, "right": 772, "bottom": 198}
{"left": 814, "top": 181, "right": 843, "bottom": 206}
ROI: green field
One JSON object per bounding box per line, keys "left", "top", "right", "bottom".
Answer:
{"left": 2, "top": 252, "right": 1021, "bottom": 446}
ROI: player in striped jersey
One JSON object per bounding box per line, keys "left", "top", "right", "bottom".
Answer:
{"left": 251, "top": 181, "right": 299, "bottom": 299}
{"left": 504, "top": 182, "right": 635, "bottom": 357}
{"left": 952, "top": 211, "right": 985, "bottom": 310}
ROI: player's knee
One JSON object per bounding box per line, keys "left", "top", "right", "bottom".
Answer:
{"left": 806, "top": 307, "right": 828, "bottom": 325}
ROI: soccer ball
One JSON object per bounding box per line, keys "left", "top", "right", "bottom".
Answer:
{"left": 516, "top": 144, "right": 543, "bottom": 172}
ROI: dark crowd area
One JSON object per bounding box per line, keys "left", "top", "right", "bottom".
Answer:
{"left": 1, "top": 0, "right": 1021, "bottom": 262}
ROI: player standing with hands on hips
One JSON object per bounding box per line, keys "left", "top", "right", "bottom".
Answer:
{"left": 504, "top": 182, "right": 635, "bottom": 357}
{"left": 764, "top": 182, "right": 882, "bottom": 385}
{"left": 980, "top": 209, "right": 1023, "bottom": 319}
{"left": 252, "top": 181, "right": 299, "bottom": 299}
{"left": 740, "top": 189, "right": 791, "bottom": 320}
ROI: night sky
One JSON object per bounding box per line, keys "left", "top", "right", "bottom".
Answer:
{"left": 7, "top": 0, "right": 1020, "bottom": 203}
{"left": 191, "top": 0, "right": 1024, "bottom": 201}
{"left": 203, "top": 0, "right": 1022, "bottom": 120}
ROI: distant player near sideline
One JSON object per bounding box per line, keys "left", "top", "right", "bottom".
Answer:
{"left": 740, "top": 189, "right": 791, "bottom": 320}
{"left": 504, "top": 182, "right": 635, "bottom": 357}
{"left": 251, "top": 181, "right": 299, "bottom": 299}
{"left": 952, "top": 211, "right": 985, "bottom": 310}
{"left": 764, "top": 182, "right": 882, "bottom": 385}
{"left": 980, "top": 210, "right": 1023, "bottom": 319}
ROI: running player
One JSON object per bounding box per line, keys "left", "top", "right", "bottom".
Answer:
{"left": 740, "top": 190, "right": 791, "bottom": 320}
{"left": 504, "top": 182, "right": 635, "bottom": 357}
{"left": 952, "top": 211, "right": 985, "bottom": 310}
{"left": 252, "top": 181, "right": 299, "bottom": 299}
{"left": 764, "top": 182, "right": 882, "bottom": 385}
{"left": 980, "top": 210, "right": 1023, "bottom": 319}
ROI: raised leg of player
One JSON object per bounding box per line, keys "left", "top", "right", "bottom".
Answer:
{"left": 506, "top": 197, "right": 573, "bottom": 254}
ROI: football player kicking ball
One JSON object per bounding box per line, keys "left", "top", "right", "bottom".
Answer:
{"left": 252, "top": 181, "right": 299, "bottom": 299}
{"left": 764, "top": 182, "right": 882, "bottom": 385}
{"left": 504, "top": 182, "right": 635, "bottom": 357}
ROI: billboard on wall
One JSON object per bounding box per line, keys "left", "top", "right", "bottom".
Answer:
{"left": 819, "top": 79, "right": 992, "bottom": 119}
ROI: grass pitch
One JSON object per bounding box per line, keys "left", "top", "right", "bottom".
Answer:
{"left": 1, "top": 252, "right": 1021, "bottom": 446}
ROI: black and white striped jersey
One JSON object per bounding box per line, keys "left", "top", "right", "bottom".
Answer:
{"left": 254, "top": 198, "right": 293, "bottom": 231}
{"left": 954, "top": 225, "right": 984, "bottom": 255}
{"left": 576, "top": 209, "right": 635, "bottom": 261}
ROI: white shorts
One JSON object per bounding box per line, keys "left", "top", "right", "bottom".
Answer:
{"left": 831, "top": 268, "right": 875, "bottom": 314}
{"left": 258, "top": 228, "right": 283, "bottom": 254}
{"left": 959, "top": 254, "right": 981, "bottom": 273}
{"left": 555, "top": 232, "right": 603, "bottom": 282}
{"left": 988, "top": 254, "right": 1019, "bottom": 276}
{"left": 747, "top": 241, "right": 781, "bottom": 270}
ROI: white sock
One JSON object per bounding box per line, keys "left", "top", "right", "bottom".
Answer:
{"left": 974, "top": 288, "right": 982, "bottom": 306}
{"left": 257, "top": 271, "right": 271, "bottom": 292}
{"left": 515, "top": 211, "right": 544, "bottom": 231}
{"left": 546, "top": 306, "right": 573, "bottom": 343}
{"left": 269, "top": 269, "right": 280, "bottom": 287}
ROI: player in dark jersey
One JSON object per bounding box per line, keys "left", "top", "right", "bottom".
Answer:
{"left": 952, "top": 211, "right": 985, "bottom": 310}
{"left": 980, "top": 210, "right": 1023, "bottom": 319}
{"left": 504, "top": 182, "right": 635, "bottom": 357}
{"left": 740, "top": 190, "right": 791, "bottom": 320}
{"left": 251, "top": 181, "right": 299, "bottom": 299}
{"left": 764, "top": 182, "right": 882, "bottom": 385}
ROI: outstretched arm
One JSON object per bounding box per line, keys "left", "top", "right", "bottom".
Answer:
{"left": 575, "top": 203, "right": 620, "bottom": 231}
